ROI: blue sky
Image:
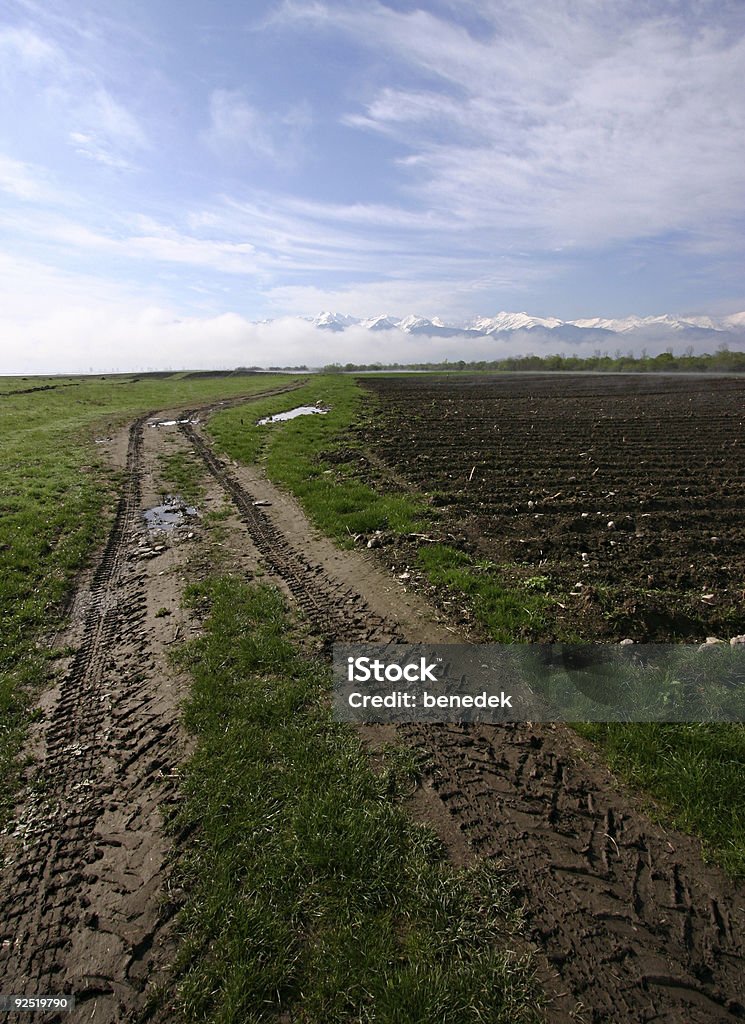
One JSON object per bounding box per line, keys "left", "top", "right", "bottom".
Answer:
{"left": 1, "top": 0, "right": 744, "bottom": 371}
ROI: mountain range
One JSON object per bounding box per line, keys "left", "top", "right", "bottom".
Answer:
{"left": 302, "top": 310, "right": 745, "bottom": 344}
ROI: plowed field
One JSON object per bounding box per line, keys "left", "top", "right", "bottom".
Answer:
{"left": 360, "top": 373, "right": 745, "bottom": 641}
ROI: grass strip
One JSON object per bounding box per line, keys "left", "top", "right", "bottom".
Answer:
{"left": 208, "top": 375, "right": 427, "bottom": 542}
{"left": 158, "top": 449, "right": 206, "bottom": 505}
{"left": 168, "top": 575, "right": 540, "bottom": 1024}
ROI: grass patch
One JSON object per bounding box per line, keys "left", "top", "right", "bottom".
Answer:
{"left": 158, "top": 449, "right": 205, "bottom": 504}
{"left": 417, "top": 545, "right": 549, "bottom": 642}
{"left": 168, "top": 575, "right": 540, "bottom": 1023}
{"left": 208, "top": 376, "right": 428, "bottom": 543}
{"left": 576, "top": 722, "right": 745, "bottom": 877}
{"left": 0, "top": 373, "right": 299, "bottom": 830}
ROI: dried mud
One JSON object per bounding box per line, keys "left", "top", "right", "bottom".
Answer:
{"left": 1, "top": 378, "right": 743, "bottom": 1024}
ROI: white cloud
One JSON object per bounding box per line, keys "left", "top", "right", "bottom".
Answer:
{"left": 0, "top": 209, "right": 259, "bottom": 276}
{"left": 281, "top": 1, "right": 745, "bottom": 249}
{"left": 1, "top": 19, "right": 148, "bottom": 171}
{"left": 68, "top": 88, "right": 148, "bottom": 168}
{"left": 0, "top": 23, "right": 60, "bottom": 66}
{"left": 264, "top": 273, "right": 539, "bottom": 321}
{"left": 202, "top": 88, "right": 312, "bottom": 168}
{"left": 0, "top": 153, "right": 59, "bottom": 201}
{"left": 204, "top": 89, "right": 275, "bottom": 159}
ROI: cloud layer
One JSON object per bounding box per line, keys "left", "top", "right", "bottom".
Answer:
{"left": 1, "top": 1, "right": 744, "bottom": 371}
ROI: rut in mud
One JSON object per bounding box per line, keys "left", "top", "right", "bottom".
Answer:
{"left": 0, "top": 383, "right": 306, "bottom": 1021}
{"left": 0, "top": 415, "right": 184, "bottom": 1017}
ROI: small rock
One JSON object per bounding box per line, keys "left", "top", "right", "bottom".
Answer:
{"left": 607, "top": 521, "right": 615, "bottom": 529}
{"left": 730, "top": 635, "right": 745, "bottom": 646}
{"left": 619, "top": 638, "right": 634, "bottom": 646}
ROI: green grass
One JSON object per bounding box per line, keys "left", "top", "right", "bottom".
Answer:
{"left": 417, "top": 545, "right": 549, "bottom": 642}
{"left": 0, "top": 372, "right": 300, "bottom": 828}
{"left": 576, "top": 722, "right": 745, "bottom": 876}
{"left": 158, "top": 449, "right": 206, "bottom": 504}
{"left": 167, "top": 575, "right": 540, "bottom": 1024}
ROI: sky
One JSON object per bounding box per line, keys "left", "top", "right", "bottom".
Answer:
{"left": 1, "top": 0, "right": 744, "bottom": 372}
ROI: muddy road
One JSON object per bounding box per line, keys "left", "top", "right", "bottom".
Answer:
{"left": 1, "top": 388, "right": 743, "bottom": 1023}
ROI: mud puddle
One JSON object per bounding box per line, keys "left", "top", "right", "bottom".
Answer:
{"left": 257, "top": 405, "right": 328, "bottom": 424}
{"left": 144, "top": 495, "right": 198, "bottom": 530}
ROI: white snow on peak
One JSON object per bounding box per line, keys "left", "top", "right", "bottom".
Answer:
{"left": 398, "top": 315, "right": 434, "bottom": 332}
{"left": 721, "top": 311, "right": 745, "bottom": 330}
{"left": 303, "top": 310, "right": 745, "bottom": 336}
{"left": 469, "top": 312, "right": 563, "bottom": 333}
{"left": 360, "top": 314, "right": 398, "bottom": 330}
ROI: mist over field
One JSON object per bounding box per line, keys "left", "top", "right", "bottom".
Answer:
{"left": 4, "top": 313, "right": 744, "bottom": 375}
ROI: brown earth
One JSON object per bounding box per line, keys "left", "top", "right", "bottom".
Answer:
{"left": 0, "top": 379, "right": 743, "bottom": 1024}
{"left": 357, "top": 373, "right": 745, "bottom": 642}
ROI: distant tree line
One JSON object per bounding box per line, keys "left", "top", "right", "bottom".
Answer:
{"left": 322, "top": 348, "right": 745, "bottom": 374}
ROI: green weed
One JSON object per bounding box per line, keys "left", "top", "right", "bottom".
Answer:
{"left": 417, "top": 545, "right": 549, "bottom": 641}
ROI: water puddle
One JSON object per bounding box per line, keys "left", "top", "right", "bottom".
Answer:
{"left": 257, "top": 405, "right": 328, "bottom": 425}
{"left": 148, "top": 418, "right": 193, "bottom": 428}
{"left": 143, "top": 495, "right": 198, "bottom": 530}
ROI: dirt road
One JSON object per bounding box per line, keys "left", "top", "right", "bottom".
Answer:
{"left": 1, "top": 397, "right": 743, "bottom": 1023}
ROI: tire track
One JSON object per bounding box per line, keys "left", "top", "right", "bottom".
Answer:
{"left": 0, "top": 416, "right": 185, "bottom": 1020}
{"left": 404, "top": 720, "right": 745, "bottom": 1022}
{"left": 182, "top": 419, "right": 745, "bottom": 1024}
{"left": 181, "top": 421, "right": 403, "bottom": 646}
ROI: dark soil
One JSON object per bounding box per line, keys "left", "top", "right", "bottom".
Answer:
{"left": 358, "top": 373, "right": 745, "bottom": 641}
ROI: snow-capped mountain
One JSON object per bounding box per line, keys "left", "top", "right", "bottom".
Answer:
{"left": 303, "top": 310, "right": 745, "bottom": 341}
{"left": 468, "top": 312, "right": 564, "bottom": 333}
{"left": 308, "top": 311, "right": 357, "bottom": 331}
